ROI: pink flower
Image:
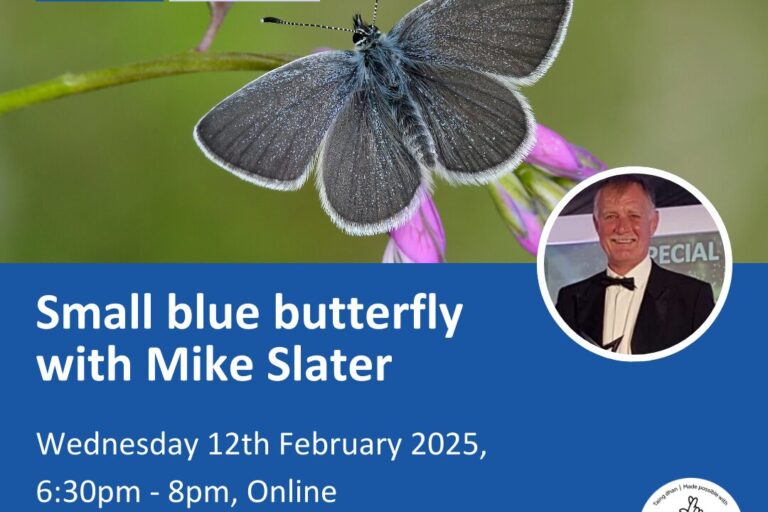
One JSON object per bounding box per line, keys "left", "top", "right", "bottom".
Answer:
{"left": 490, "top": 124, "right": 606, "bottom": 255}
{"left": 383, "top": 189, "right": 446, "bottom": 263}
{"left": 526, "top": 124, "right": 606, "bottom": 179}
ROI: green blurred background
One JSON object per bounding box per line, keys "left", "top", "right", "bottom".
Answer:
{"left": 1, "top": 0, "right": 766, "bottom": 262}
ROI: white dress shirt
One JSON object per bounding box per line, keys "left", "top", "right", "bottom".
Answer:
{"left": 602, "top": 255, "right": 652, "bottom": 354}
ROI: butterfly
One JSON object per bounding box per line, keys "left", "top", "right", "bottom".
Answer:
{"left": 194, "top": 0, "right": 573, "bottom": 235}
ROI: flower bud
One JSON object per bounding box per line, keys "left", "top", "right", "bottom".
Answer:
{"left": 526, "top": 124, "right": 606, "bottom": 179}
{"left": 489, "top": 173, "right": 543, "bottom": 255}
{"left": 516, "top": 164, "right": 571, "bottom": 214}
{"left": 383, "top": 190, "right": 445, "bottom": 263}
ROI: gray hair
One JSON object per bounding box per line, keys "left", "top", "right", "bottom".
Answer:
{"left": 593, "top": 175, "right": 656, "bottom": 217}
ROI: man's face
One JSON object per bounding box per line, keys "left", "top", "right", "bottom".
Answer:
{"left": 593, "top": 183, "right": 659, "bottom": 274}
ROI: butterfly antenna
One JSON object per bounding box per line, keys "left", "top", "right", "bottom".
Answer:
{"left": 372, "top": 0, "right": 380, "bottom": 24}
{"left": 261, "top": 17, "right": 354, "bottom": 33}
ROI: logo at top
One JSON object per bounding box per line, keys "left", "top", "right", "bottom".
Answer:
{"left": 642, "top": 478, "right": 740, "bottom": 512}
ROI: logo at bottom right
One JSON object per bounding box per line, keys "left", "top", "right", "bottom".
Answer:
{"left": 642, "top": 478, "right": 740, "bottom": 512}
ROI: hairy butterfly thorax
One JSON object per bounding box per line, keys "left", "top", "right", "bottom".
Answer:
{"left": 353, "top": 16, "right": 436, "bottom": 168}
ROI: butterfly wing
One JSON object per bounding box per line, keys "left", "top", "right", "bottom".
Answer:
{"left": 406, "top": 62, "right": 535, "bottom": 183}
{"left": 388, "top": 0, "right": 572, "bottom": 182}
{"left": 389, "top": 0, "right": 572, "bottom": 85}
{"left": 195, "top": 51, "right": 358, "bottom": 191}
{"left": 318, "top": 89, "right": 427, "bottom": 235}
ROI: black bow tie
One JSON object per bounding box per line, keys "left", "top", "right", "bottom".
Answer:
{"left": 600, "top": 276, "right": 636, "bottom": 290}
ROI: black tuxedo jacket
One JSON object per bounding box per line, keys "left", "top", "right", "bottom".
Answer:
{"left": 555, "top": 262, "right": 715, "bottom": 354}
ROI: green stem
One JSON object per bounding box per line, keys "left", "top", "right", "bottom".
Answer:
{"left": 0, "top": 52, "right": 295, "bottom": 116}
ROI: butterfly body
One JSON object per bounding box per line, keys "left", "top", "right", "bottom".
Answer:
{"left": 353, "top": 28, "right": 438, "bottom": 170}
{"left": 195, "top": 0, "right": 573, "bottom": 235}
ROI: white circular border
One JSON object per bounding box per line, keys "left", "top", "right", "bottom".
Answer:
{"left": 536, "top": 166, "right": 733, "bottom": 362}
{"left": 642, "top": 477, "right": 740, "bottom": 511}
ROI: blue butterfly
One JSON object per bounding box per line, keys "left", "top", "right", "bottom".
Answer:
{"left": 195, "top": 0, "right": 572, "bottom": 235}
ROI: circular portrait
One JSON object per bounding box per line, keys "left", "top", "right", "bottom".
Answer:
{"left": 537, "top": 167, "right": 732, "bottom": 361}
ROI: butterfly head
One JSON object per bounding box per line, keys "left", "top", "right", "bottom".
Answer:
{"left": 352, "top": 14, "right": 381, "bottom": 50}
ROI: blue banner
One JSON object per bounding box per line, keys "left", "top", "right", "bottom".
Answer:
{"left": 1, "top": 264, "right": 762, "bottom": 510}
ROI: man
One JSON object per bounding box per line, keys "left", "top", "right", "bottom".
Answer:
{"left": 556, "top": 176, "right": 715, "bottom": 355}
